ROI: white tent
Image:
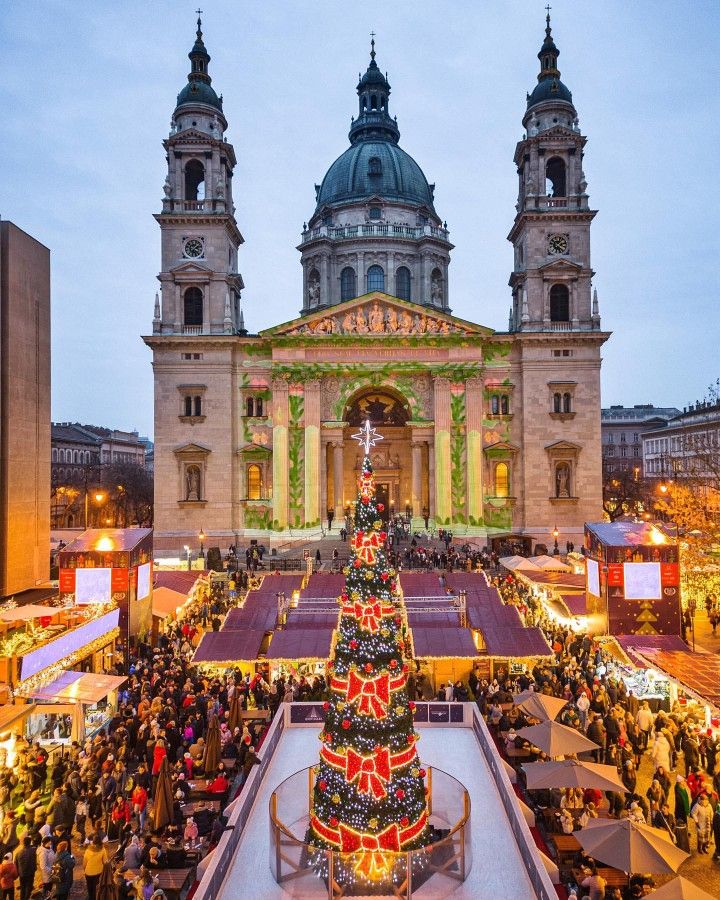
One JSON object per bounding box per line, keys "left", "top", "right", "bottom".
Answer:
{"left": 499, "top": 556, "right": 542, "bottom": 572}
{"left": 528, "top": 555, "right": 573, "bottom": 572}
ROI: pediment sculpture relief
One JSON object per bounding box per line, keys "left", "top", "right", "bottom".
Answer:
{"left": 284, "top": 301, "right": 472, "bottom": 336}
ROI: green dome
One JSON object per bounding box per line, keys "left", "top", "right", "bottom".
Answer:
{"left": 316, "top": 140, "right": 435, "bottom": 210}
{"left": 176, "top": 79, "right": 222, "bottom": 112}
{"left": 527, "top": 77, "right": 573, "bottom": 110}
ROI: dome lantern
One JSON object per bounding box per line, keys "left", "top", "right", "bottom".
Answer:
{"left": 174, "top": 13, "right": 223, "bottom": 115}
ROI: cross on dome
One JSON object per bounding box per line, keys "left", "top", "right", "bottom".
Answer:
{"left": 351, "top": 419, "right": 384, "bottom": 455}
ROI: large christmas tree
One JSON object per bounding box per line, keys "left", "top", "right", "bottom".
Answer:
{"left": 310, "top": 424, "right": 429, "bottom": 880}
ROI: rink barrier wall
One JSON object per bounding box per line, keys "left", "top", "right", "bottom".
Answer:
{"left": 194, "top": 701, "right": 555, "bottom": 900}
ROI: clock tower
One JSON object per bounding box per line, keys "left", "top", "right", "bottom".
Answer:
{"left": 508, "top": 12, "right": 600, "bottom": 333}
{"left": 154, "top": 15, "right": 244, "bottom": 336}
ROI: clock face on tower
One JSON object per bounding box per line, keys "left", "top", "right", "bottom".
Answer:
{"left": 183, "top": 237, "right": 204, "bottom": 259}
{"left": 548, "top": 233, "right": 568, "bottom": 255}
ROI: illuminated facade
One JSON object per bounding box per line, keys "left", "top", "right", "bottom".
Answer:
{"left": 145, "top": 16, "right": 610, "bottom": 554}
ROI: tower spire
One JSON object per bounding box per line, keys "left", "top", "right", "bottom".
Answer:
{"left": 370, "top": 31, "right": 376, "bottom": 61}
{"left": 349, "top": 38, "right": 399, "bottom": 145}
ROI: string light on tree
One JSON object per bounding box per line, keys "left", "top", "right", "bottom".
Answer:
{"left": 309, "top": 422, "right": 429, "bottom": 882}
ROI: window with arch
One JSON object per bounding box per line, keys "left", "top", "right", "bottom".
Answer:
{"left": 246, "top": 397, "right": 254, "bottom": 417}
{"left": 194, "top": 396, "right": 202, "bottom": 417}
{"left": 367, "top": 265, "right": 385, "bottom": 292}
{"left": 562, "top": 393, "right": 572, "bottom": 413}
{"left": 491, "top": 396, "right": 500, "bottom": 416}
{"left": 545, "top": 157, "right": 566, "bottom": 197}
{"left": 185, "top": 160, "right": 205, "bottom": 201}
{"left": 368, "top": 157, "right": 382, "bottom": 176}
{"left": 52, "top": 448, "right": 57, "bottom": 463}
{"left": 247, "top": 464, "right": 262, "bottom": 500}
{"left": 395, "top": 266, "right": 411, "bottom": 301}
{"left": 549, "top": 283, "right": 569, "bottom": 322}
{"left": 340, "top": 267, "right": 356, "bottom": 301}
{"left": 256, "top": 398, "right": 264, "bottom": 416}
{"left": 553, "top": 392, "right": 562, "bottom": 413}
{"left": 184, "top": 396, "right": 193, "bottom": 417}
{"left": 500, "top": 395, "right": 510, "bottom": 415}
{"left": 184, "top": 287, "right": 203, "bottom": 326}
{"left": 495, "top": 462, "right": 510, "bottom": 498}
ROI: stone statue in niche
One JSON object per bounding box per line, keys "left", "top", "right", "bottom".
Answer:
{"left": 555, "top": 463, "right": 570, "bottom": 498}
{"left": 163, "top": 176, "right": 173, "bottom": 198}
{"left": 215, "top": 175, "right": 225, "bottom": 199}
{"left": 185, "top": 465, "right": 201, "bottom": 501}
{"left": 307, "top": 272, "right": 320, "bottom": 306}
{"left": 431, "top": 272, "right": 443, "bottom": 303}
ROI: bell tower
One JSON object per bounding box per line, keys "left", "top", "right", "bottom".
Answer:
{"left": 507, "top": 11, "right": 600, "bottom": 333}
{"left": 154, "top": 15, "right": 245, "bottom": 336}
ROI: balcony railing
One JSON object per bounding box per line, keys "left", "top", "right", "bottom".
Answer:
{"left": 182, "top": 325, "right": 203, "bottom": 335}
{"left": 301, "top": 223, "right": 450, "bottom": 244}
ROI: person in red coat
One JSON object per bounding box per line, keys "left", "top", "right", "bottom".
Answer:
{"left": 131, "top": 784, "right": 148, "bottom": 832}
{"left": 152, "top": 739, "right": 167, "bottom": 775}
{"left": 208, "top": 773, "right": 229, "bottom": 795}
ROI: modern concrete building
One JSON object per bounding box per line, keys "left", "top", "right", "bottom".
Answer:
{"left": 601, "top": 405, "right": 680, "bottom": 478}
{"left": 0, "top": 221, "right": 51, "bottom": 599}
{"left": 145, "top": 14, "right": 610, "bottom": 554}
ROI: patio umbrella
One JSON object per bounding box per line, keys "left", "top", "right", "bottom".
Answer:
{"left": 203, "top": 713, "right": 221, "bottom": 776}
{"left": 516, "top": 719, "right": 598, "bottom": 757}
{"left": 96, "top": 860, "right": 118, "bottom": 900}
{"left": 514, "top": 690, "right": 568, "bottom": 722}
{"left": 645, "top": 877, "right": 716, "bottom": 900}
{"left": 228, "top": 688, "right": 242, "bottom": 732}
{"left": 152, "top": 756, "right": 174, "bottom": 832}
{"left": 576, "top": 818, "right": 689, "bottom": 874}
{"left": 522, "top": 758, "right": 627, "bottom": 793}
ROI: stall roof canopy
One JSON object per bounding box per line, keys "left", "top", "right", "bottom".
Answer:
{"left": 154, "top": 571, "right": 207, "bottom": 595}
{"left": 223, "top": 605, "right": 277, "bottom": 632}
{"left": 585, "top": 521, "right": 672, "bottom": 548}
{"left": 266, "top": 627, "right": 333, "bottom": 661}
{"left": 559, "top": 593, "right": 587, "bottom": 616}
{"left": 152, "top": 587, "right": 187, "bottom": 619}
{"left": 0, "top": 604, "right": 71, "bottom": 623}
{"left": 632, "top": 648, "right": 720, "bottom": 708}
{"left": 615, "top": 634, "right": 689, "bottom": 668}
{"left": 26, "top": 671, "right": 127, "bottom": 704}
{"left": 193, "top": 630, "right": 266, "bottom": 664}
{"left": 411, "top": 626, "right": 477, "bottom": 659}
{"left": 499, "top": 556, "right": 542, "bottom": 572}
{"left": 516, "top": 571, "right": 587, "bottom": 589}
{"left": 60, "top": 528, "right": 152, "bottom": 553}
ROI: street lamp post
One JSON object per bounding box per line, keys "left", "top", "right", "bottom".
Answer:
{"left": 688, "top": 597, "right": 697, "bottom": 653}
{"left": 184, "top": 545, "right": 191, "bottom": 571}
{"left": 199, "top": 528, "right": 206, "bottom": 562}
{"left": 552, "top": 526, "right": 560, "bottom": 556}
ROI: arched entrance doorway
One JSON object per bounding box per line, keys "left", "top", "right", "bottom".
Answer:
{"left": 326, "top": 388, "right": 430, "bottom": 527}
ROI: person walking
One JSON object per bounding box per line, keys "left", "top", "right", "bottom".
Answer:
{"left": 53, "top": 840, "right": 75, "bottom": 900}
{"left": 83, "top": 835, "right": 109, "bottom": 900}
{"left": 36, "top": 836, "right": 55, "bottom": 895}
{"left": 691, "top": 792, "right": 713, "bottom": 854}
{"left": 0, "top": 853, "right": 17, "bottom": 900}
{"left": 14, "top": 837, "right": 36, "bottom": 900}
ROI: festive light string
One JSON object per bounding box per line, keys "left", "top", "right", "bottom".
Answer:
{"left": 309, "top": 440, "right": 429, "bottom": 883}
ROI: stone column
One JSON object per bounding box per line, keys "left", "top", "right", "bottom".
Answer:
{"left": 357, "top": 251, "right": 365, "bottom": 295}
{"left": 173, "top": 283, "right": 181, "bottom": 332}
{"left": 433, "top": 377, "right": 452, "bottom": 524}
{"left": 320, "top": 254, "right": 329, "bottom": 307}
{"left": 465, "top": 377, "right": 484, "bottom": 527}
{"left": 304, "top": 380, "right": 321, "bottom": 527}
{"left": 428, "top": 442, "right": 436, "bottom": 519}
{"left": 411, "top": 441, "right": 423, "bottom": 518}
{"left": 386, "top": 250, "right": 395, "bottom": 298}
{"left": 332, "top": 441, "right": 344, "bottom": 519}
{"left": 272, "top": 379, "right": 289, "bottom": 530}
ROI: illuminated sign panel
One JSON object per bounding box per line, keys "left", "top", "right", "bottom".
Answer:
{"left": 137, "top": 562, "right": 151, "bottom": 601}
{"left": 75, "top": 568, "right": 112, "bottom": 605}
{"left": 586, "top": 558, "right": 600, "bottom": 597}
{"left": 623, "top": 562, "right": 662, "bottom": 600}
{"left": 19, "top": 608, "right": 120, "bottom": 682}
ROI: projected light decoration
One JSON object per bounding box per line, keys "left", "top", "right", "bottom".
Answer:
{"left": 309, "top": 421, "right": 429, "bottom": 882}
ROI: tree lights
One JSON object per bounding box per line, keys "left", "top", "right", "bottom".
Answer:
{"left": 309, "top": 431, "right": 429, "bottom": 881}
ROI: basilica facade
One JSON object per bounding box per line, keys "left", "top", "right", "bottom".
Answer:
{"left": 145, "top": 15, "right": 609, "bottom": 554}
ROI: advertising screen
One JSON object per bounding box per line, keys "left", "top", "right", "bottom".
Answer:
{"left": 137, "top": 562, "right": 151, "bottom": 601}
{"left": 623, "top": 562, "right": 662, "bottom": 600}
{"left": 75, "top": 568, "right": 112, "bottom": 605}
{"left": 586, "top": 558, "right": 600, "bottom": 597}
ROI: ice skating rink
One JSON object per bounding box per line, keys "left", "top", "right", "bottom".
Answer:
{"left": 218, "top": 726, "right": 540, "bottom": 899}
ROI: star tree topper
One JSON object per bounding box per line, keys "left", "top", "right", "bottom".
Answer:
{"left": 351, "top": 419, "right": 384, "bottom": 455}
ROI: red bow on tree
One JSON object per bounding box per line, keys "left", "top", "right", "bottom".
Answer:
{"left": 339, "top": 822, "right": 401, "bottom": 878}
{"left": 346, "top": 669, "right": 390, "bottom": 718}
{"left": 352, "top": 530, "right": 381, "bottom": 564}
{"left": 346, "top": 747, "right": 391, "bottom": 799}
{"left": 353, "top": 601, "right": 382, "bottom": 632}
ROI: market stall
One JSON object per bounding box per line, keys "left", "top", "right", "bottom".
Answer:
{"left": 23, "top": 670, "right": 127, "bottom": 741}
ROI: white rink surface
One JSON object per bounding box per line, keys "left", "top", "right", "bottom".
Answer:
{"left": 218, "top": 727, "right": 538, "bottom": 899}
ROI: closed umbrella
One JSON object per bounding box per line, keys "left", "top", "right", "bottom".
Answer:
{"left": 522, "top": 758, "right": 627, "bottom": 793}
{"left": 646, "top": 877, "right": 716, "bottom": 900}
{"left": 514, "top": 690, "right": 568, "bottom": 722}
{"left": 576, "top": 818, "right": 689, "bottom": 874}
{"left": 516, "top": 719, "right": 598, "bottom": 757}
{"left": 228, "top": 688, "right": 242, "bottom": 732}
{"left": 96, "top": 860, "right": 118, "bottom": 900}
{"left": 203, "top": 713, "right": 221, "bottom": 776}
{"left": 152, "top": 755, "right": 174, "bottom": 832}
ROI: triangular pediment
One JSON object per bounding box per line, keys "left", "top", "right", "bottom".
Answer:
{"left": 261, "top": 293, "right": 494, "bottom": 338}
{"left": 173, "top": 442, "right": 212, "bottom": 456}
{"left": 538, "top": 258, "right": 583, "bottom": 274}
{"left": 544, "top": 440, "right": 582, "bottom": 452}
{"left": 169, "top": 261, "right": 212, "bottom": 276}
{"left": 484, "top": 441, "right": 520, "bottom": 454}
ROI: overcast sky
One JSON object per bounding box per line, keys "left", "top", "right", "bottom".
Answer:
{"left": 2, "top": 0, "right": 718, "bottom": 438}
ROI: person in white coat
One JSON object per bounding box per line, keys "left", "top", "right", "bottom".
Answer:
{"left": 652, "top": 731, "right": 672, "bottom": 774}
{"left": 36, "top": 837, "right": 55, "bottom": 894}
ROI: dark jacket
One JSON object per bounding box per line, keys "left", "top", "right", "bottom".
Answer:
{"left": 15, "top": 846, "right": 36, "bottom": 880}
{"left": 55, "top": 849, "right": 75, "bottom": 893}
